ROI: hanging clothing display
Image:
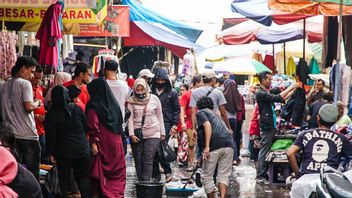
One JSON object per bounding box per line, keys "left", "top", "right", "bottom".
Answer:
{"left": 296, "top": 58, "right": 309, "bottom": 85}
{"left": 0, "top": 31, "right": 18, "bottom": 79}
{"left": 308, "top": 57, "right": 320, "bottom": 86}
{"left": 263, "top": 54, "right": 275, "bottom": 72}
{"left": 330, "top": 63, "right": 351, "bottom": 112}
{"left": 286, "top": 57, "right": 296, "bottom": 76}
{"left": 92, "top": 49, "right": 119, "bottom": 77}
{"left": 281, "top": 88, "right": 306, "bottom": 126}
{"left": 36, "top": 2, "right": 64, "bottom": 71}
{"left": 62, "top": 35, "right": 74, "bottom": 60}
{"left": 252, "top": 53, "right": 264, "bottom": 63}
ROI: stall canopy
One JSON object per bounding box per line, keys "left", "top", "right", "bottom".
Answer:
{"left": 217, "top": 20, "right": 322, "bottom": 45}
{"left": 231, "top": 0, "right": 310, "bottom": 26}
{"left": 122, "top": 0, "right": 204, "bottom": 57}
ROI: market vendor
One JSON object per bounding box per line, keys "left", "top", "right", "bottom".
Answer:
{"left": 256, "top": 71, "right": 300, "bottom": 184}
{"left": 287, "top": 104, "right": 352, "bottom": 198}
{"left": 307, "top": 79, "right": 326, "bottom": 106}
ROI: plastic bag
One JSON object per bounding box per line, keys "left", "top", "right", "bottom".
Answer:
{"left": 270, "top": 139, "right": 293, "bottom": 151}
{"left": 158, "top": 141, "right": 177, "bottom": 163}
{"left": 44, "top": 164, "right": 61, "bottom": 195}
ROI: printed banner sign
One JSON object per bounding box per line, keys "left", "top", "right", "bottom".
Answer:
{"left": 0, "top": 6, "right": 107, "bottom": 23}
{"left": 0, "top": 0, "right": 89, "bottom": 8}
{"left": 79, "top": 5, "right": 130, "bottom": 37}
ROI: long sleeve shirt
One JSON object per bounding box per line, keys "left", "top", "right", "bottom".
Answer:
{"left": 128, "top": 95, "right": 165, "bottom": 139}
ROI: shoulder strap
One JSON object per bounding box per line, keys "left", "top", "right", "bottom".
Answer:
{"left": 141, "top": 100, "right": 149, "bottom": 128}
{"left": 205, "top": 88, "right": 214, "bottom": 97}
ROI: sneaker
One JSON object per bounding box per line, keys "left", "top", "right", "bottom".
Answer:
{"left": 195, "top": 169, "right": 203, "bottom": 187}
{"left": 193, "top": 187, "right": 207, "bottom": 198}
{"left": 256, "top": 177, "right": 269, "bottom": 185}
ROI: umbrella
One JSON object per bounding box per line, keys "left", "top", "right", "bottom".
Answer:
{"left": 212, "top": 58, "right": 272, "bottom": 75}
{"left": 231, "top": 0, "right": 310, "bottom": 26}
{"left": 269, "top": 0, "right": 352, "bottom": 15}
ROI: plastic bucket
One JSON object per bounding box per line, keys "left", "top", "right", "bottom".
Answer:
{"left": 135, "top": 181, "right": 164, "bottom": 198}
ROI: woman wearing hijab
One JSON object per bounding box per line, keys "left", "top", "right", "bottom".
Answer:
{"left": 223, "top": 79, "right": 244, "bottom": 165}
{"left": 86, "top": 78, "right": 126, "bottom": 197}
{"left": 44, "top": 85, "right": 91, "bottom": 198}
{"left": 128, "top": 79, "right": 165, "bottom": 181}
{"left": 45, "top": 72, "right": 72, "bottom": 108}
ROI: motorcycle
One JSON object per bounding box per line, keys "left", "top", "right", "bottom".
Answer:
{"left": 315, "top": 166, "right": 352, "bottom": 198}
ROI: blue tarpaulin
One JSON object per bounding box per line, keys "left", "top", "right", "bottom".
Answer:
{"left": 122, "top": 0, "right": 203, "bottom": 43}
{"left": 231, "top": 0, "right": 273, "bottom": 26}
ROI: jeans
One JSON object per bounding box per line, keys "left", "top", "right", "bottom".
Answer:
{"left": 15, "top": 139, "right": 41, "bottom": 181}
{"left": 153, "top": 123, "right": 172, "bottom": 176}
{"left": 235, "top": 120, "right": 243, "bottom": 159}
{"left": 39, "top": 135, "right": 48, "bottom": 164}
{"left": 56, "top": 156, "right": 91, "bottom": 198}
{"left": 229, "top": 118, "right": 239, "bottom": 161}
{"left": 258, "top": 129, "right": 276, "bottom": 179}
{"left": 131, "top": 138, "right": 160, "bottom": 181}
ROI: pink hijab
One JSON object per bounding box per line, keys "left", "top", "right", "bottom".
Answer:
{"left": 0, "top": 146, "right": 18, "bottom": 198}
{"left": 45, "top": 72, "right": 72, "bottom": 103}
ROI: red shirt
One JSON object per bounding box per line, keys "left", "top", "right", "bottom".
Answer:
{"left": 179, "top": 90, "right": 193, "bottom": 129}
{"left": 249, "top": 104, "right": 260, "bottom": 136}
{"left": 33, "top": 85, "right": 46, "bottom": 136}
{"left": 63, "top": 81, "right": 90, "bottom": 107}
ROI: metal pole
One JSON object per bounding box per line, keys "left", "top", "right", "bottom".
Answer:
{"left": 303, "top": 19, "right": 306, "bottom": 60}
{"left": 334, "top": 0, "right": 343, "bottom": 105}
{"left": 272, "top": 44, "right": 275, "bottom": 74}
{"left": 284, "top": 42, "right": 286, "bottom": 74}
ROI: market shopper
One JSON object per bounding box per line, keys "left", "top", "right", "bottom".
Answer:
{"left": 86, "top": 78, "right": 126, "bottom": 197}
{"left": 44, "top": 85, "right": 91, "bottom": 198}
{"left": 287, "top": 104, "right": 352, "bottom": 198}
{"left": 63, "top": 62, "right": 91, "bottom": 107}
{"left": 223, "top": 79, "right": 244, "bottom": 165}
{"left": 179, "top": 75, "right": 203, "bottom": 169}
{"left": 307, "top": 93, "right": 332, "bottom": 129}
{"left": 45, "top": 71, "right": 72, "bottom": 108}
{"left": 151, "top": 68, "right": 180, "bottom": 182}
{"left": 30, "top": 66, "right": 47, "bottom": 163}
{"left": 128, "top": 79, "right": 165, "bottom": 181}
{"left": 137, "top": 69, "right": 155, "bottom": 86}
{"left": 190, "top": 70, "right": 232, "bottom": 135}
{"left": 256, "top": 71, "right": 300, "bottom": 184}
{"left": 1, "top": 56, "right": 41, "bottom": 181}
{"left": 104, "top": 60, "right": 130, "bottom": 155}
{"left": 196, "top": 96, "right": 234, "bottom": 198}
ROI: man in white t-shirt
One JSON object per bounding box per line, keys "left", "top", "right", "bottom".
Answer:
{"left": 104, "top": 60, "right": 130, "bottom": 153}
{"left": 1, "top": 56, "right": 42, "bottom": 180}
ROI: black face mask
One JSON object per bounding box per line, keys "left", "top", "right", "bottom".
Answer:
{"left": 135, "top": 92, "right": 146, "bottom": 100}
{"left": 156, "top": 82, "right": 166, "bottom": 89}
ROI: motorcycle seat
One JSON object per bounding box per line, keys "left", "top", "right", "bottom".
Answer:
{"left": 325, "top": 173, "right": 352, "bottom": 198}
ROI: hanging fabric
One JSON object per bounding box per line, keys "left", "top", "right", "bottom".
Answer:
{"left": 0, "top": 29, "right": 18, "bottom": 79}
{"left": 296, "top": 58, "right": 309, "bottom": 85}
{"left": 252, "top": 53, "right": 264, "bottom": 63}
{"left": 286, "top": 57, "right": 296, "bottom": 76}
{"left": 263, "top": 55, "right": 274, "bottom": 72}
{"left": 36, "top": 2, "right": 64, "bottom": 72}
{"left": 308, "top": 57, "right": 320, "bottom": 86}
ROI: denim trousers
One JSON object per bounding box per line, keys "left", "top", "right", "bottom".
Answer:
{"left": 15, "top": 139, "right": 41, "bottom": 181}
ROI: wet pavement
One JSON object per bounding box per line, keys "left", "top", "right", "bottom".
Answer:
{"left": 124, "top": 148, "right": 291, "bottom": 198}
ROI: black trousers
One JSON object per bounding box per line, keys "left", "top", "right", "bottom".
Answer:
{"left": 56, "top": 156, "right": 91, "bottom": 198}
{"left": 15, "top": 139, "right": 41, "bottom": 181}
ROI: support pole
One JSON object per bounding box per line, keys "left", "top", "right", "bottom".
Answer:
{"left": 303, "top": 18, "right": 306, "bottom": 60}
{"left": 272, "top": 44, "right": 275, "bottom": 74}
{"left": 284, "top": 42, "right": 286, "bottom": 74}
{"left": 334, "top": 0, "right": 343, "bottom": 105}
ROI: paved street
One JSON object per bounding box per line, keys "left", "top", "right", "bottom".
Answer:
{"left": 124, "top": 149, "right": 291, "bottom": 198}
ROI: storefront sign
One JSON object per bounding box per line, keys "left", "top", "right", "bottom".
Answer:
{"left": 79, "top": 5, "right": 130, "bottom": 37}
{"left": 0, "top": 0, "right": 89, "bottom": 8}
{"left": 0, "top": 6, "right": 107, "bottom": 23}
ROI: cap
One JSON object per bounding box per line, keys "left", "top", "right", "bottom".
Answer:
{"left": 138, "top": 69, "right": 155, "bottom": 78}
{"left": 318, "top": 104, "right": 338, "bottom": 123}
{"left": 202, "top": 70, "right": 216, "bottom": 79}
